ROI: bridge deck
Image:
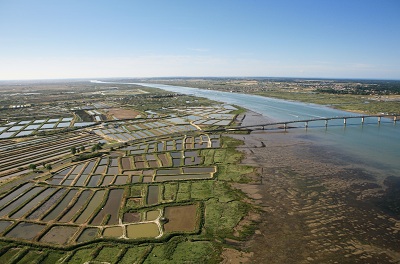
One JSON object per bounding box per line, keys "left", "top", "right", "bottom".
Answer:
{"left": 223, "top": 114, "right": 398, "bottom": 131}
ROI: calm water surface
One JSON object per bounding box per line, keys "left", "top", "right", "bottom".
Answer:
{"left": 93, "top": 81, "right": 400, "bottom": 176}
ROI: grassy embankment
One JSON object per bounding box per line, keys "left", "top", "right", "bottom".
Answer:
{"left": 0, "top": 136, "right": 256, "bottom": 263}
{"left": 149, "top": 79, "right": 400, "bottom": 115}
{"left": 255, "top": 91, "right": 400, "bottom": 115}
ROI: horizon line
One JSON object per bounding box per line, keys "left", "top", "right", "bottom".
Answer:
{"left": 1, "top": 76, "right": 400, "bottom": 83}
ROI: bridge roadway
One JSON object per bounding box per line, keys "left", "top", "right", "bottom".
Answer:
{"left": 221, "top": 114, "right": 399, "bottom": 131}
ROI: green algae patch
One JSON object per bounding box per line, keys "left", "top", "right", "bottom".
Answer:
{"left": 103, "top": 226, "right": 123, "bottom": 238}
{"left": 126, "top": 223, "right": 160, "bottom": 239}
{"left": 146, "top": 210, "right": 160, "bottom": 221}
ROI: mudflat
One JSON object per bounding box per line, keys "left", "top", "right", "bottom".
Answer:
{"left": 228, "top": 111, "right": 400, "bottom": 264}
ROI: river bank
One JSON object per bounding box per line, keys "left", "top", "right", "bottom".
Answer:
{"left": 143, "top": 79, "right": 400, "bottom": 115}
{"left": 227, "top": 111, "right": 400, "bottom": 263}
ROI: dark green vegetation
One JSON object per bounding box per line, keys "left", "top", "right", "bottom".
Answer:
{"left": 71, "top": 152, "right": 103, "bottom": 162}
{"left": 0, "top": 136, "right": 255, "bottom": 263}
{"left": 0, "top": 80, "right": 257, "bottom": 263}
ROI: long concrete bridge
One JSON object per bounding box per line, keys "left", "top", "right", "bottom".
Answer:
{"left": 224, "top": 114, "right": 399, "bottom": 131}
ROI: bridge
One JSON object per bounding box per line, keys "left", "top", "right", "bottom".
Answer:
{"left": 223, "top": 114, "right": 399, "bottom": 132}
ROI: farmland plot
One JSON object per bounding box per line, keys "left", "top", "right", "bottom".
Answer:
{"left": 0, "top": 103, "right": 243, "bottom": 251}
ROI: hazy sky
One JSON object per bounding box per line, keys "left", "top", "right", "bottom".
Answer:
{"left": 1, "top": 0, "right": 399, "bottom": 80}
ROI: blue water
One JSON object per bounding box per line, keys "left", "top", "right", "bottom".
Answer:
{"left": 93, "top": 81, "right": 400, "bottom": 175}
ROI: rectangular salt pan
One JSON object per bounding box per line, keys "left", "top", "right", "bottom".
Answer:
{"left": 16, "top": 130, "right": 34, "bottom": 136}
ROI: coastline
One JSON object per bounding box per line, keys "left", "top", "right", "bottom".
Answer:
{"left": 144, "top": 81, "right": 400, "bottom": 116}
{"left": 227, "top": 111, "right": 400, "bottom": 263}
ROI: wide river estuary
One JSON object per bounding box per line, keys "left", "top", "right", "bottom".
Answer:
{"left": 94, "top": 81, "right": 400, "bottom": 177}
{"left": 139, "top": 82, "right": 400, "bottom": 176}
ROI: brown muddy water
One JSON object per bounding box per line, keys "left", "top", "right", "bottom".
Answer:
{"left": 134, "top": 161, "right": 146, "bottom": 169}
{"left": 164, "top": 204, "right": 198, "bottom": 232}
{"left": 40, "top": 225, "right": 79, "bottom": 245}
{"left": 110, "top": 158, "right": 118, "bottom": 167}
{"left": 94, "top": 165, "right": 106, "bottom": 174}
{"left": 87, "top": 175, "right": 101, "bottom": 187}
{"left": 143, "top": 176, "right": 153, "bottom": 183}
{"left": 0, "top": 220, "right": 13, "bottom": 233}
{"left": 182, "top": 167, "right": 215, "bottom": 173}
{"left": 66, "top": 173, "right": 78, "bottom": 180}
{"left": 146, "top": 210, "right": 160, "bottom": 221}
{"left": 82, "top": 160, "right": 96, "bottom": 174}
{"left": 143, "top": 170, "right": 154, "bottom": 176}
{"left": 76, "top": 227, "right": 100, "bottom": 243}
{"left": 184, "top": 151, "right": 197, "bottom": 157}
{"left": 158, "top": 153, "right": 170, "bottom": 166}
{"left": 131, "top": 176, "right": 141, "bottom": 183}
{"left": 47, "top": 178, "right": 63, "bottom": 185}
{"left": 134, "top": 155, "right": 144, "bottom": 161}
{"left": 5, "top": 222, "right": 46, "bottom": 240}
{"left": 148, "top": 160, "right": 159, "bottom": 167}
{"left": 121, "top": 157, "right": 132, "bottom": 170}
{"left": 100, "top": 175, "right": 115, "bottom": 186}
{"left": 56, "top": 167, "right": 71, "bottom": 177}
{"left": 123, "top": 212, "right": 140, "bottom": 223}
{"left": 184, "top": 157, "right": 202, "bottom": 166}
{"left": 146, "top": 186, "right": 159, "bottom": 205}
{"left": 26, "top": 189, "right": 67, "bottom": 220}
{"left": 42, "top": 189, "right": 79, "bottom": 221}
{"left": 98, "top": 158, "right": 108, "bottom": 166}
{"left": 59, "top": 190, "right": 92, "bottom": 222}
{"left": 114, "top": 175, "right": 128, "bottom": 185}
{"left": 156, "top": 169, "right": 181, "bottom": 175}
{"left": 146, "top": 154, "right": 156, "bottom": 160}
{"left": 157, "top": 142, "right": 164, "bottom": 151}
{"left": 107, "top": 166, "right": 119, "bottom": 174}
{"left": 172, "top": 159, "right": 181, "bottom": 167}
{"left": 0, "top": 187, "right": 44, "bottom": 217}
{"left": 0, "top": 182, "right": 34, "bottom": 207}
{"left": 103, "top": 226, "right": 123, "bottom": 238}
{"left": 71, "top": 163, "right": 86, "bottom": 175}
{"left": 74, "top": 173, "right": 90, "bottom": 186}
{"left": 185, "top": 143, "right": 194, "bottom": 149}
{"left": 10, "top": 187, "right": 56, "bottom": 218}
{"left": 61, "top": 179, "right": 74, "bottom": 186}
{"left": 91, "top": 188, "right": 124, "bottom": 225}
{"left": 170, "top": 152, "right": 181, "bottom": 158}
{"left": 211, "top": 139, "right": 220, "bottom": 148}
{"left": 75, "top": 190, "right": 106, "bottom": 224}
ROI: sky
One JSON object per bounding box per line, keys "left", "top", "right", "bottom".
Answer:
{"left": 0, "top": 0, "right": 399, "bottom": 80}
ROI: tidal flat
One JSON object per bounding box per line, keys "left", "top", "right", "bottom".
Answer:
{"left": 226, "top": 111, "right": 400, "bottom": 263}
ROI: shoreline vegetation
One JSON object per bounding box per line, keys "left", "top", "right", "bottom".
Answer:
{"left": 144, "top": 78, "right": 400, "bottom": 115}
{"left": 0, "top": 81, "right": 263, "bottom": 263}
{"left": 225, "top": 111, "right": 400, "bottom": 263}
{"left": 0, "top": 80, "right": 399, "bottom": 263}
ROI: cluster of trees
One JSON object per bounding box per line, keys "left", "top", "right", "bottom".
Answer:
{"left": 70, "top": 145, "right": 85, "bottom": 155}
{"left": 29, "top": 142, "right": 105, "bottom": 173}
{"left": 71, "top": 142, "right": 103, "bottom": 155}
{"left": 28, "top": 163, "right": 52, "bottom": 172}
